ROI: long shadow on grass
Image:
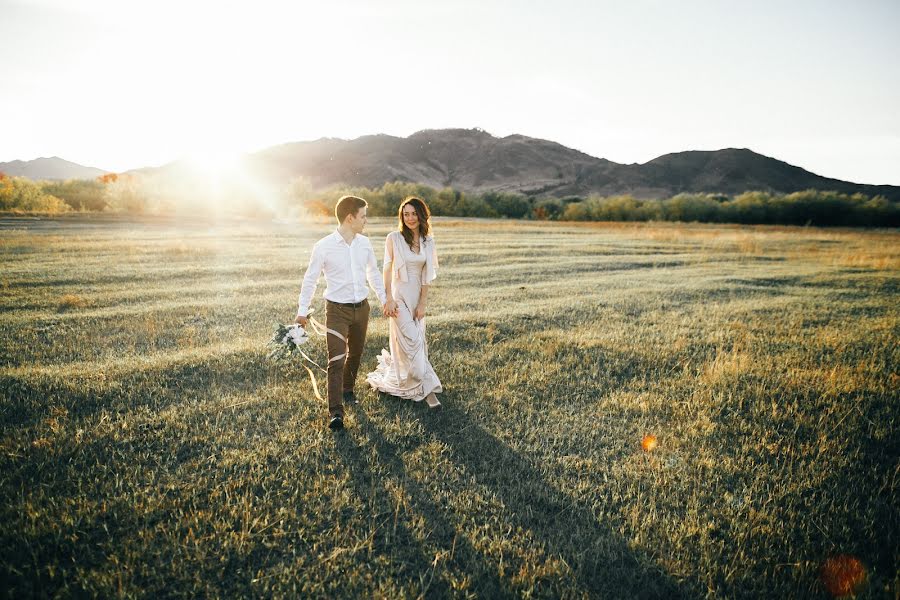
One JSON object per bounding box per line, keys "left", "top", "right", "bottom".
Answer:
{"left": 0, "top": 350, "right": 273, "bottom": 427}
{"left": 709, "top": 380, "right": 899, "bottom": 594}
{"left": 378, "top": 398, "right": 690, "bottom": 598}
{"left": 334, "top": 410, "right": 510, "bottom": 598}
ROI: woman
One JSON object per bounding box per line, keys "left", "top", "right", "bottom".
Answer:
{"left": 366, "top": 197, "right": 442, "bottom": 409}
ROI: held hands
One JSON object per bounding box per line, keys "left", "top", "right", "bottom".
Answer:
{"left": 382, "top": 299, "right": 399, "bottom": 318}
{"left": 414, "top": 303, "right": 426, "bottom": 321}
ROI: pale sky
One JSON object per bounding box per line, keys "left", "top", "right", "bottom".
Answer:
{"left": 2, "top": 0, "right": 899, "bottom": 185}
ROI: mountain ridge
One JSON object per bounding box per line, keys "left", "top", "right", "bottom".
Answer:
{"left": 3, "top": 130, "right": 898, "bottom": 201}
{"left": 0, "top": 156, "right": 108, "bottom": 180}
{"left": 241, "top": 129, "right": 900, "bottom": 201}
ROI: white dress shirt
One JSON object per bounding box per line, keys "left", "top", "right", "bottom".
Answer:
{"left": 297, "top": 231, "right": 387, "bottom": 317}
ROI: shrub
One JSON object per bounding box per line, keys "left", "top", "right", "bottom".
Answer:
{"left": 532, "top": 197, "right": 565, "bottom": 220}
{"left": 103, "top": 176, "right": 148, "bottom": 213}
{"left": 22, "top": 167, "right": 893, "bottom": 227}
{"left": 482, "top": 192, "right": 532, "bottom": 219}
{"left": 727, "top": 191, "right": 775, "bottom": 224}
{"left": 662, "top": 194, "right": 723, "bottom": 223}
{"left": 0, "top": 176, "right": 71, "bottom": 213}
{"left": 43, "top": 179, "right": 107, "bottom": 211}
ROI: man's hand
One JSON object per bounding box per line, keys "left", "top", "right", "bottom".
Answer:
{"left": 382, "top": 299, "right": 398, "bottom": 318}
{"left": 295, "top": 314, "right": 308, "bottom": 327}
{"left": 414, "top": 304, "right": 426, "bottom": 321}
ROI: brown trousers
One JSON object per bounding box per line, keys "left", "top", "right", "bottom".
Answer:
{"left": 325, "top": 299, "right": 370, "bottom": 417}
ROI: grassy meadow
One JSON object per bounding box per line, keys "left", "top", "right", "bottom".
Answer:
{"left": 1, "top": 214, "right": 897, "bottom": 598}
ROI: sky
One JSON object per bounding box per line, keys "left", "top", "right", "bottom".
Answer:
{"left": 2, "top": 0, "right": 899, "bottom": 185}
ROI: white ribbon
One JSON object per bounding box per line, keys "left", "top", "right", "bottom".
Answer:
{"left": 308, "top": 316, "right": 348, "bottom": 364}
{"left": 293, "top": 314, "right": 349, "bottom": 404}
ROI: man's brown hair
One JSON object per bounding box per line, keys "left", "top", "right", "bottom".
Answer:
{"left": 335, "top": 195, "right": 367, "bottom": 223}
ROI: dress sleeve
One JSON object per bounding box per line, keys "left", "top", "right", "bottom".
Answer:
{"left": 366, "top": 238, "right": 387, "bottom": 306}
{"left": 390, "top": 232, "right": 409, "bottom": 283}
{"left": 423, "top": 236, "right": 438, "bottom": 285}
{"left": 383, "top": 232, "right": 394, "bottom": 268}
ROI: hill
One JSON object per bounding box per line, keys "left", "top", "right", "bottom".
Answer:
{"left": 638, "top": 148, "right": 900, "bottom": 200}
{"left": 242, "top": 129, "right": 900, "bottom": 200}
{"left": 5, "top": 131, "right": 899, "bottom": 201}
{"left": 0, "top": 157, "right": 108, "bottom": 181}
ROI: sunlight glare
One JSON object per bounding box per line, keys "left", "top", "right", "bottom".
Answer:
{"left": 184, "top": 148, "right": 243, "bottom": 179}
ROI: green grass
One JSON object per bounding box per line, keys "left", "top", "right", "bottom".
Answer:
{"left": 1, "top": 214, "right": 897, "bottom": 598}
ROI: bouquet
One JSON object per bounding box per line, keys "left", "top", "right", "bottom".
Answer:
{"left": 267, "top": 322, "right": 311, "bottom": 361}
{"left": 266, "top": 312, "right": 336, "bottom": 403}
{"left": 269, "top": 311, "right": 347, "bottom": 402}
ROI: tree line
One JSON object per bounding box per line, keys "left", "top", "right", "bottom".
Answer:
{"left": 1, "top": 172, "right": 897, "bottom": 227}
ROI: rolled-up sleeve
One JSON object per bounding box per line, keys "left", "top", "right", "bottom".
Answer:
{"left": 297, "top": 243, "right": 324, "bottom": 317}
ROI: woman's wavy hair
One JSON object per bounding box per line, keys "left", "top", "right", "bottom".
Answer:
{"left": 397, "top": 196, "right": 431, "bottom": 249}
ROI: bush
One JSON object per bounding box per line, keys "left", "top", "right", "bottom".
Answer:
{"left": 561, "top": 201, "right": 589, "bottom": 221}
{"left": 727, "top": 191, "right": 775, "bottom": 224}
{"left": 43, "top": 179, "right": 107, "bottom": 211}
{"left": 103, "top": 176, "right": 148, "bottom": 213}
{"left": 0, "top": 175, "right": 71, "bottom": 213}
{"left": 551, "top": 189, "right": 899, "bottom": 227}
{"left": 9, "top": 167, "right": 895, "bottom": 227}
{"left": 482, "top": 192, "right": 532, "bottom": 219}
{"left": 662, "top": 194, "right": 723, "bottom": 223}
{"left": 532, "top": 197, "right": 564, "bottom": 220}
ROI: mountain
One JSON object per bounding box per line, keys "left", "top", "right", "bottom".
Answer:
{"left": 0, "top": 157, "right": 108, "bottom": 181}
{"left": 247, "top": 129, "right": 606, "bottom": 195}
{"left": 6, "top": 131, "right": 899, "bottom": 201}
{"left": 637, "top": 148, "right": 900, "bottom": 200}
{"left": 241, "top": 129, "right": 900, "bottom": 201}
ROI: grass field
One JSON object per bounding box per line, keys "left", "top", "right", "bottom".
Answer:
{"left": 1, "top": 214, "right": 897, "bottom": 598}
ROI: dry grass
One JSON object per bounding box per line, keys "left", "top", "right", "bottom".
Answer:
{"left": 56, "top": 293, "right": 89, "bottom": 311}
{"left": 1, "top": 214, "right": 897, "bottom": 598}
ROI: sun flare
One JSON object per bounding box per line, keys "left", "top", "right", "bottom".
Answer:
{"left": 183, "top": 148, "right": 243, "bottom": 179}
{"left": 171, "top": 144, "right": 282, "bottom": 216}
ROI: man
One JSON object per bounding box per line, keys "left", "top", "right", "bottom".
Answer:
{"left": 296, "top": 196, "right": 397, "bottom": 430}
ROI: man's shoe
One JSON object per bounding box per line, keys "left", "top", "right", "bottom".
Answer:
{"left": 343, "top": 391, "right": 359, "bottom": 405}
{"left": 328, "top": 415, "right": 344, "bottom": 430}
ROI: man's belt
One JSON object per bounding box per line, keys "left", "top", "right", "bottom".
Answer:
{"left": 327, "top": 299, "right": 368, "bottom": 308}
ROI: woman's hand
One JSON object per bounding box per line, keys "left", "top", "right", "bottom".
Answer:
{"left": 414, "top": 303, "right": 426, "bottom": 321}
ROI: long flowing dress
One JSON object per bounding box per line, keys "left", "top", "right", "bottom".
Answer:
{"left": 366, "top": 232, "right": 442, "bottom": 401}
